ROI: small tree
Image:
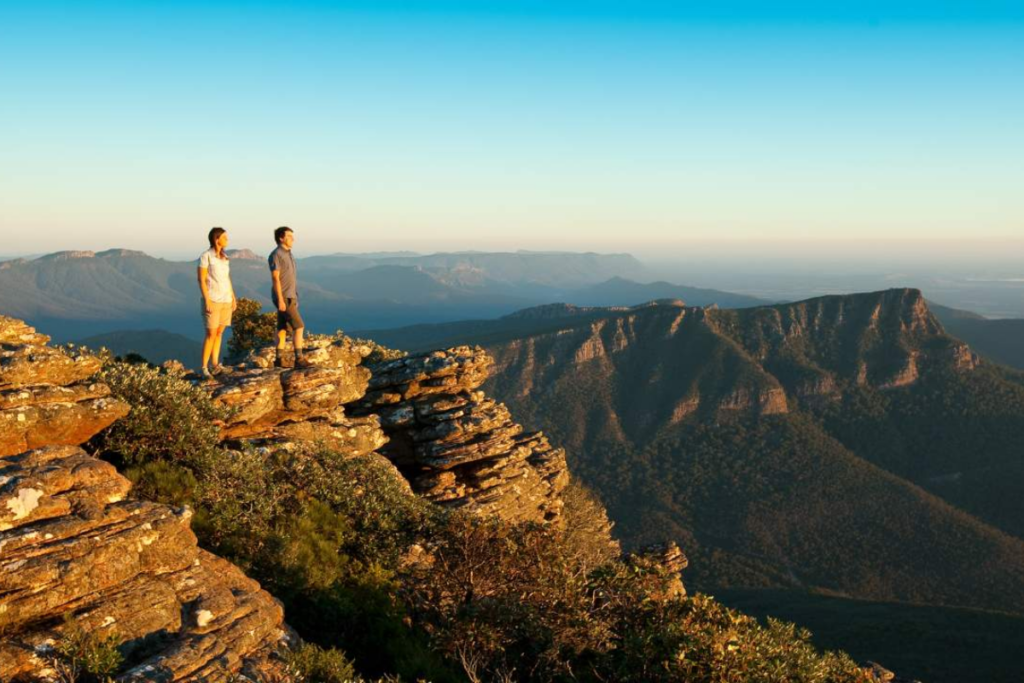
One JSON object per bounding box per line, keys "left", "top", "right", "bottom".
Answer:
{"left": 229, "top": 297, "right": 277, "bottom": 360}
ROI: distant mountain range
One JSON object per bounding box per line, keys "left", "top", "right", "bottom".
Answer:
{"left": 365, "top": 290, "right": 1024, "bottom": 620}
{"left": 0, "top": 248, "right": 767, "bottom": 342}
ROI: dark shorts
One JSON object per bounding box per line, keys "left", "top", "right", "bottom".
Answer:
{"left": 276, "top": 298, "right": 304, "bottom": 331}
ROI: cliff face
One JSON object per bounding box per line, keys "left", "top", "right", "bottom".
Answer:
{"left": 0, "top": 317, "right": 287, "bottom": 682}
{"left": 352, "top": 347, "right": 569, "bottom": 524}
{"left": 705, "top": 288, "right": 979, "bottom": 396}
{"left": 483, "top": 289, "right": 980, "bottom": 448}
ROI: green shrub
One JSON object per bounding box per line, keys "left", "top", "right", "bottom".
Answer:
{"left": 403, "top": 513, "right": 869, "bottom": 683}
{"left": 49, "top": 617, "right": 123, "bottom": 683}
{"left": 95, "top": 360, "right": 228, "bottom": 467}
{"left": 123, "top": 460, "right": 200, "bottom": 508}
{"left": 182, "top": 443, "right": 456, "bottom": 681}
{"left": 284, "top": 643, "right": 358, "bottom": 682}
{"left": 98, "top": 357, "right": 869, "bottom": 683}
{"left": 560, "top": 480, "right": 621, "bottom": 573}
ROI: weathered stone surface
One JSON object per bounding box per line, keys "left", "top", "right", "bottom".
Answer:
{"left": 118, "top": 551, "right": 286, "bottom": 683}
{"left": 628, "top": 541, "right": 688, "bottom": 600}
{"left": 0, "top": 445, "right": 130, "bottom": 531}
{"left": 0, "top": 316, "right": 49, "bottom": 346}
{"left": 281, "top": 364, "right": 370, "bottom": 413}
{"left": 208, "top": 339, "right": 371, "bottom": 440}
{"left": 244, "top": 335, "right": 369, "bottom": 370}
{"left": 207, "top": 340, "right": 569, "bottom": 525}
{"left": 354, "top": 347, "right": 570, "bottom": 525}
{"left": 716, "top": 386, "right": 788, "bottom": 415}
{"left": 0, "top": 340, "right": 102, "bottom": 387}
{"left": 0, "top": 316, "right": 286, "bottom": 683}
{"left": 209, "top": 369, "right": 285, "bottom": 427}
{"left": 0, "top": 446, "right": 287, "bottom": 683}
{"left": 360, "top": 346, "right": 492, "bottom": 407}
{"left": 0, "top": 324, "right": 128, "bottom": 458}
{"left": 0, "top": 395, "right": 129, "bottom": 457}
{"left": 244, "top": 409, "right": 388, "bottom": 457}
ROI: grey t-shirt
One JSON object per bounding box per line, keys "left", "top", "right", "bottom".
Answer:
{"left": 268, "top": 246, "right": 298, "bottom": 305}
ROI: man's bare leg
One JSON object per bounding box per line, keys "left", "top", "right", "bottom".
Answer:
{"left": 294, "top": 327, "right": 305, "bottom": 357}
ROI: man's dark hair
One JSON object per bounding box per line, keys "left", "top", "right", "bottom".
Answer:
{"left": 274, "top": 226, "right": 292, "bottom": 245}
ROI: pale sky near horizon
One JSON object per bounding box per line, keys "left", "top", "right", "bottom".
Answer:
{"left": 1, "top": 1, "right": 1022, "bottom": 260}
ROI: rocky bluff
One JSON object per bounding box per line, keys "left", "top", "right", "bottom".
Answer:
{"left": 0, "top": 317, "right": 287, "bottom": 682}
{"left": 1, "top": 315, "right": 622, "bottom": 681}
{"left": 207, "top": 338, "right": 571, "bottom": 526}
{"left": 484, "top": 288, "right": 981, "bottom": 430}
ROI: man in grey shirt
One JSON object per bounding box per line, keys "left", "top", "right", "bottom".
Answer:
{"left": 269, "top": 226, "right": 310, "bottom": 367}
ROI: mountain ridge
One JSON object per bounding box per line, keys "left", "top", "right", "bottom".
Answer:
{"left": 375, "top": 288, "right": 1024, "bottom": 621}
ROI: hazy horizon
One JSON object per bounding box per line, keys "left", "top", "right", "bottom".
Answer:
{"left": 3, "top": 236, "right": 1023, "bottom": 270}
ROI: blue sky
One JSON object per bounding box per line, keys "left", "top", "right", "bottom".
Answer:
{"left": 1, "top": 1, "right": 1022, "bottom": 258}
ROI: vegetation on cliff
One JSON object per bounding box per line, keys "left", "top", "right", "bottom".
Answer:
{"left": 91, "top": 355, "right": 871, "bottom": 682}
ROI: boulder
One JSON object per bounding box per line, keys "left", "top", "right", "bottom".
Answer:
{"left": 0, "top": 445, "right": 287, "bottom": 682}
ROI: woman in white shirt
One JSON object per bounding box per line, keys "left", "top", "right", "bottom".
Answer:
{"left": 197, "top": 227, "right": 237, "bottom": 378}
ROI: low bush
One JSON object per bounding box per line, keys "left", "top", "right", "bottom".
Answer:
{"left": 284, "top": 643, "right": 358, "bottom": 682}
{"left": 48, "top": 617, "right": 123, "bottom": 683}
{"left": 559, "top": 480, "right": 621, "bottom": 573}
{"left": 94, "top": 359, "right": 228, "bottom": 468}
{"left": 404, "top": 513, "right": 869, "bottom": 683}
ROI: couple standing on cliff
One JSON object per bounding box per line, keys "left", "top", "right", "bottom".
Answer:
{"left": 196, "top": 226, "right": 309, "bottom": 378}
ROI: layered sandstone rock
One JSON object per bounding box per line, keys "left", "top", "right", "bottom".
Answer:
{"left": 1, "top": 317, "right": 128, "bottom": 456}
{"left": 209, "top": 340, "right": 570, "bottom": 526}
{"left": 0, "top": 317, "right": 287, "bottom": 682}
{"left": 628, "top": 541, "right": 689, "bottom": 600}
{"left": 354, "top": 347, "right": 569, "bottom": 524}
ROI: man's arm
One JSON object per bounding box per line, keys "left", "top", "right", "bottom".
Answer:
{"left": 272, "top": 270, "right": 286, "bottom": 312}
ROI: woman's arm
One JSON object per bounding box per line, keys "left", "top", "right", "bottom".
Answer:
{"left": 197, "top": 266, "right": 211, "bottom": 313}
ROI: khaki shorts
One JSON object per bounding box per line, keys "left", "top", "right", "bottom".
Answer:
{"left": 202, "top": 300, "right": 233, "bottom": 329}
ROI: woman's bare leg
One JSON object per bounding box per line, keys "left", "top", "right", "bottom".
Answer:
{"left": 211, "top": 325, "right": 227, "bottom": 366}
{"left": 201, "top": 327, "right": 216, "bottom": 369}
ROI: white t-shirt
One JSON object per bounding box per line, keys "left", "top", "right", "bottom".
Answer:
{"left": 198, "top": 249, "right": 234, "bottom": 303}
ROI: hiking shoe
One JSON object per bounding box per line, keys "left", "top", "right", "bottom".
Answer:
{"left": 295, "top": 356, "right": 314, "bottom": 368}
{"left": 211, "top": 364, "right": 225, "bottom": 376}
{"left": 200, "top": 367, "right": 213, "bottom": 379}
{"left": 273, "top": 357, "right": 286, "bottom": 369}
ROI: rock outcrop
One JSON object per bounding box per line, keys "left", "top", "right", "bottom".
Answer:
{"left": 1, "top": 319, "right": 128, "bottom": 457}
{"left": 353, "top": 347, "right": 570, "bottom": 524}
{"left": 211, "top": 336, "right": 372, "bottom": 441}
{"left": 628, "top": 541, "right": 689, "bottom": 600}
{"left": 205, "top": 339, "right": 571, "bottom": 526}
{"left": 0, "top": 317, "right": 287, "bottom": 682}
